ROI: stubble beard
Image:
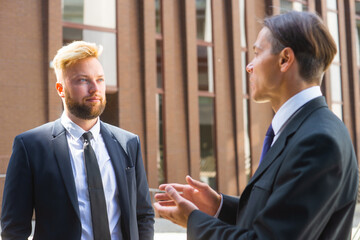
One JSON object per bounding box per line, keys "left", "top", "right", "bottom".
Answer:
{"left": 65, "top": 89, "right": 106, "bottom": 120}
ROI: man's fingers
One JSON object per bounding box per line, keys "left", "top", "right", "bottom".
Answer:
{"left": 165, "top": 185, "right": 183, "bottom": 203}
{"left": 159, "top": 183, "right": 186, "bottom": 192}
{"left": 157, "top": 200, "right": 176, "bottom": 207}
{"left": 154, "top": 193, "right": 170, "bottom": 201}
{"left": 186, "top": 175, "right": 208, "bottom": 190}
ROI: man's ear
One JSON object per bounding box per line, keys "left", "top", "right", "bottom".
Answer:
{"left": 56, "top": 82, "right": 65, "bottom": 98}
{"left": 279, "top": 47, "right": 295, "bottom": 72}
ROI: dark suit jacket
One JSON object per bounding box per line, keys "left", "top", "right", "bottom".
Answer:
{"left": 1, "top": 119, "right": 154, "bottom": 240}
{"left": 187, "top": 97, "right": 358, "bottom": 240}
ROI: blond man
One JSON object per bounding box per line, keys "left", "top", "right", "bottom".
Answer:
{"left": 1, "top": 41, "right": 154, "bottom": 240}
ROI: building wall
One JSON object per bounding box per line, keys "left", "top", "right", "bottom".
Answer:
{"left": 0, "top": 0, "right": 359, "bottom": 215}
{"left": 0, "top": 0, "right": 62, "bottom": 205}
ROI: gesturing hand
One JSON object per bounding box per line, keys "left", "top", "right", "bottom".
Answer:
{"left": 154, "top": 175, "right": 222, "bottom": 223}
{"left": 153, "top": 185, "right": 198, "bottom": 227}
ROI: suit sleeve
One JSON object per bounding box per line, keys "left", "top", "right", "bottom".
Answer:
{"left": 1, "top": 136, "right": 33, "bottom": 240}
{"left": 134, "top": 136, "right": 155, "bottom": 240}
{"left": 187, "top": 132, "right": 356, "bottom": 240}
{"left": 218, "top": 194, "right": 239, "bottom": 225}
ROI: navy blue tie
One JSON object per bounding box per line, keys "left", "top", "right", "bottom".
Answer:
{"left": 259, "top": 124, "right": 275, "bottom": 165}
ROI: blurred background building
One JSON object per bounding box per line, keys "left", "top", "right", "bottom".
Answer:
{"left": 1, "top": 0, "right": 360, "bottom": 208}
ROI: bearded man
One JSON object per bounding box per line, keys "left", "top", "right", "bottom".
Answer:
{"left": 1, "top": 41, "right": 154, "bottom": 240}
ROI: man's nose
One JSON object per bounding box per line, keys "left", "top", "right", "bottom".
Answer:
{"left": 246, "top": 62, "right": 253, "bottom": 73}
{"left": 89, "top": 80, "right": 100, "bottom": 93}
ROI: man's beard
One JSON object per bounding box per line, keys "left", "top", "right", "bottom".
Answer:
{"left": 65, "top": 89, "right": 106, "bottom": 120}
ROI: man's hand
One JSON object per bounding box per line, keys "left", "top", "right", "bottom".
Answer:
{"left": 154, "top": 175, "right": 222, "bottom": 224}
{"left": 153, "top": 185, "right": 198, "bottom": 227}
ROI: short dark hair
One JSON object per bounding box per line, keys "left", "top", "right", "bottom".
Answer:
{"left": 263, "top": 11, "right": 337, "bottom": 83}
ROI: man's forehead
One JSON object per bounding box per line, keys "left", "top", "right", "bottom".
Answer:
{"left": 253, "top": 27, "right": 271, "bottom": 50}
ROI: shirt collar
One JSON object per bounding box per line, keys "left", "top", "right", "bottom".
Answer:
{"left": 60, "top": 113, "right": 101, "bottom": 142}
{"left": 272, "top": 86, "right": 322, "bottom": 136}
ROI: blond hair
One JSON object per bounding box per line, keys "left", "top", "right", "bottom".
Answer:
{"left": 52, "top": 41, "right": 103, "bottom": 81}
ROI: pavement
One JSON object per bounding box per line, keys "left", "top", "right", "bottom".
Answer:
{"left": 1, "top": 204, "right": 359, "bottom": 240}
{"left": 156, "top": 203, "right": 360, "bottom": 240}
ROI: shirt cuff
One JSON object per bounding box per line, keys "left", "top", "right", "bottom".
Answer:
{"left": 213, "top": 194, "right": 223, "bottom": 218}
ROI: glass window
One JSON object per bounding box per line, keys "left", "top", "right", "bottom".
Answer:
{"left": 155, "top": 0, "right": 162, "bottom": 34}
{"left": 326, "top": 0, "right": 343, "bottom": 120}
{"left": 330, "top": 65, "right": 342, "bottom": 102}
{"left": 62, "top": 0, "right": 116, "bottom": 29}
{"left": 197, "top": 45, "right": 214, "bottom": 92}
{"left": 356, "top": 1, "right": 360, "bottom": 16}
{"left": 62, "top": 0, "right": 83, "bottom": 24}
{"left": 327, "top": 12, "right": 340, "bottom": 62}
{"left": 157, "top": 94, "right": 165, "bottom": 185}
{"left": 157, "top": 40, "right": 163, "bottom": 89}
{"left": 199, "top": 96, "right": 216, "bottom": 190}
{"left": 331, "top": 103, "right": 343, "bottom": 120}
{"left": 280, "top": 0, "right": 293, "bottom": 12}
{"left": 280, "top": 0, "right": 308, "bottom": 12}
{"left": 196, "top": 0, "right": 212, "bottom": 42}
{"left": 63, "top": 27, "right": 117, "bottom": 86}
{"left": 326, "top": 0, "right": 337, "bottom": 10}
{"left": 156, "top": 0, "right": 165, "bottom": 185}
{"left": 239, "top": 0, "right": 251, "bottom": 181}
{"left": 242, "top": 52, "right": 251, "bottom": 181}
{"left": 239, "top": 0, "right": 246, "bottom": 49}
{"left": 356, "top": 18, "right": 360, "bottom": 64}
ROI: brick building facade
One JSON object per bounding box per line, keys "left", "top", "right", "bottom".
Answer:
{"left": 1, "top": 0, "right": 360, "bottom": 210}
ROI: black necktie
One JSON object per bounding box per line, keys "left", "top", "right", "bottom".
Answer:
{"left": 259, "top": 124, "right": 275, "bottom": 165}
{"left": 82, "top": 132, "right": 111, "bottom": 240}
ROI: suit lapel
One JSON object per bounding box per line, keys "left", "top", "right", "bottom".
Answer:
{"left": 100, "top": 122, "right": 131, "bottom": 238}
{"left": 51, "top": 119, "right": 80, "bottom": 219}
{"left": 246, "top": 97, "right": 328, "bottom": 188}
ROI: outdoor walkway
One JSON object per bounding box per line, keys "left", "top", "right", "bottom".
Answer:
{"left": 156, "top": 203, "right": 360, "bottom": 240}
{"left": 0, "top": 204, "right": 359, "bottom": 240}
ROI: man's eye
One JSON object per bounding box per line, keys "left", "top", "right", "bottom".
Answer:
{"left": 79, "top": 78, "right": 88, "bottom": 82}
{"left": 98, "top": 78, "right": 104, "bottom": 82}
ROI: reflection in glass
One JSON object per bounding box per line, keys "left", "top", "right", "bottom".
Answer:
{"left": 157, "top": 40, "right": 163, "bottom": 89}
{"left": 239, "top": 0, "right": 246, "bottom": 48}
{"left": 155, "top": 0, "right": 161, "bottom": 34}
{"left": 157, "top": 94, "right": 165, "bottom": 185}
{"left": 62, "top": 0, "right": 116, "bottom": 29}
{"left": 326, "top": 0, "right": 337, "bottom": 10}
{"left": 280, "top": 0, "right": 307, "bottom": 12}
{"left": 63, "top": 27, "right": 117, "bottom": 86}
{"left": 332, "top": 103, "right": 343, "bottom": 120}
{"left": 62, "top": 0, "right": 83, "bottom": 24}
{"left": 280, "top": 0, "right": 292, "bottom": 12}
{"left": 357, "top": 19, "right": 360, "bottom": 65}
{"left": 327, "top": 12, "right": 340, "bottom": 63}
{"left": 196, "top": 0, "right": 212, "bottom": 42}
{"left": 199, "top": 97, "right": 216, "bottom": 190}
{"left": 330, "top": 65, "right": 342, "bottom": 102}
{"left": 356, "top": 1, "right": 360, "bottom": 16}
{"left": 241, "top": 51, "right": 251, "bottom": 181}
{"left": 329, "top": 64, "right": 343, "bottom": 120}
{"left": 198, "top": 46, "right": 214, "bottom": 92}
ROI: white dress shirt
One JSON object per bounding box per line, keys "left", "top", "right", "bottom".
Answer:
{"left": 271, "top": 86, "right": 322, "bottom": 145}
{"left": 61, "top": 114, "right": 122, "bottom": 240}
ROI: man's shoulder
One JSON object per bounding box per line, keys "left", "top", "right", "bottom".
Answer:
{"left": 16, "top": 121, "right": 58, "bottom": 140}
{"left": 100, "top": 122, "right": 138, "bottom": 140}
